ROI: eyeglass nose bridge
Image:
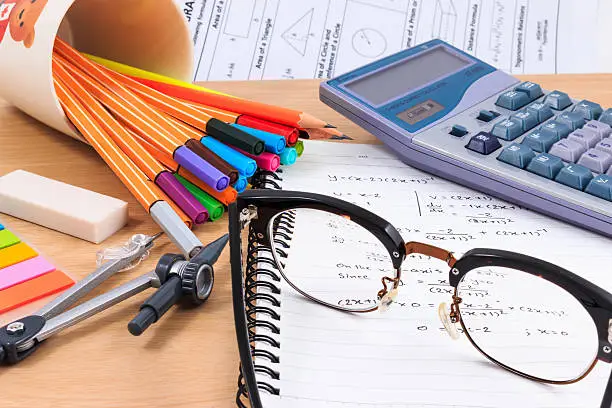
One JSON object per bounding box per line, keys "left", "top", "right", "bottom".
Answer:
{"left": 405, "top": 241, "right": 457, "bottom": 268}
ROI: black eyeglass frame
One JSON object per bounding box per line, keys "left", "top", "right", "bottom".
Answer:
{"left": 230, "top": 189, "right": 612, "bottom": 408}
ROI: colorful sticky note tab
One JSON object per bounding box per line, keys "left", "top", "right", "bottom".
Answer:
{"left": 0, "top": 229, "right": 20, "bottom": 250}
{"left": 0, "top": 242, "right": 37, "bottom": 270}
{"left": 0, "top": 270, "right": 74, "bottom": 314}
{"left": 0, "top": 256, "right": 56, "bottom": 291}
{"left": 0, "top": 224, "right": 4, "bottom": 231}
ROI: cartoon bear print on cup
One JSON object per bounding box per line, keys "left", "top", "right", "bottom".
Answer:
{"left": 8, "top": 0, "right": 49, "bottom": 48}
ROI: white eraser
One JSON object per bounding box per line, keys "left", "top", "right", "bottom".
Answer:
{"left": 0, "top": 170, "right": 128, "bottom": 244}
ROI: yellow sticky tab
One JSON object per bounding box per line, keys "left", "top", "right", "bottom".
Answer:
{"left": 0, "top": 242, "right": 38, "bottom": 270}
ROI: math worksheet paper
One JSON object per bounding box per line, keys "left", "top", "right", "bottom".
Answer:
{"left": 174, "top": 0, "right": 612, "bottom": 81}
{"left": 253, "top": 141, "right": 612, "bottom": 408}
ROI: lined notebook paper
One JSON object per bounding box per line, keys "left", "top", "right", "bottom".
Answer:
{"left": 253, "top": 141, "right": 612, "bottom": 408}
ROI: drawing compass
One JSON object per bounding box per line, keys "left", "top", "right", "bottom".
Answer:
{"left": 0, "top": 233, "right": 229, "bottom": 364}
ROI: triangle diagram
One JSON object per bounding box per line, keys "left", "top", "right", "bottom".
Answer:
{"left": 281, "top": 9, "right": 314, "bottom": 56}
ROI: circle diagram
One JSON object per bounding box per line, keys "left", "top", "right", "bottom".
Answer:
{"left": 352, "top": 28, "right": 387, "bottom": 58}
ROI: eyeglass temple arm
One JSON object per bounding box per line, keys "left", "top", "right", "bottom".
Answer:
{"left": 405, "top": 242, "right": 457, "bottom": 268}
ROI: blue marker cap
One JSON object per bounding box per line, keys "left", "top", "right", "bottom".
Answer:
{"left": 279, "top": 147, "right": 298, "bottom": 166}
{"left": 174, "top": 146, "right": 230, "bottom": 192}
{"left": 0, "top": 224, "right": 4, "bottom": 231}
{"left": 201, "top": 137, "right": 258, "bottom": 177}
{"left": 233, "top": 176, "right": 248, "bottom": 193}
{"left": 231, "top": 124, "right": 286, "bottom": 155}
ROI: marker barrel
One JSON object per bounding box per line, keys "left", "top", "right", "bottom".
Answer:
{"left": 176, "top": 176, "right": 225, "bottom": 222}
{"left": 185, "top": 139, "right": 239, "bottom": 184}
{"left": 150, "top": 201, "right": 203, "bottom": 258}
{"left": 174, "top": 145, "right": 229, "bottom": 192}
{"left": 155, "top": 172, "right": 209, "bottom": 224}
{"left": 279, "top": 147, "right": 298, "bottom": 166}
{"left": 232, "top": 124, "right": 286, "bottom": 154}
{"left": 200, "top": 137, "right": 257, "bottom": 177}
{"left": 233, "top": 176, "right": 248, "bottom": 193}
{"left": 176, "top": 170, "right": 238, "bottom": 206}
{"left": 236, "top": 115, "right": 300, "bottom": 146}
{"left": 236, "top": 148, "right": 281, "bottom": 173}
{"left": 206, "top": 118, "right": 265, "bottom": 156}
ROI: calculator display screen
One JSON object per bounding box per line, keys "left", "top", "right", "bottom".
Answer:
{"left": 343, "top": 46, "right": 471, "bottom": 106}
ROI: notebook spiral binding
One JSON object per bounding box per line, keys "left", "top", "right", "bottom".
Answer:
{"left": 237, "top": 170, "right": 294, "bottom": 407}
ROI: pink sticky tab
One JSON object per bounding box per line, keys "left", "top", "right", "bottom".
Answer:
{"left": 0, "top": 256, "right": 56, "bottom": 291}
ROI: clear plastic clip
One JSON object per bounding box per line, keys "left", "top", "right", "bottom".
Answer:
{"left": 438, "top": 302, "right": 460, "bottom": 340}
{"left": 378, "top": 288, "right": 399, "bottom": 313}
{"left": 96, "top": 234, "right": 152, "bottom": 271}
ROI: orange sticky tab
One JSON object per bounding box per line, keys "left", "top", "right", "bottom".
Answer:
{"left": 0, "top": 270, "right": 74, "bottom": 314}
{"left": 0, "top": 242, "right": 38, "bottom": 270}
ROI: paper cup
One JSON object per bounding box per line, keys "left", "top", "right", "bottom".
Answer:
{"left": 0, "top": 0, "right": 194, "bottom": 141}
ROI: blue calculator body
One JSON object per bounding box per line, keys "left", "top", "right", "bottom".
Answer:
{"left": 320, "top": 39, "right": 612, "bottom": 237}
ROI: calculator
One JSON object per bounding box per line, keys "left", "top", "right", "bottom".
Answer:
{"left": 320, "top": 39, "right": 612, "bottom": 237}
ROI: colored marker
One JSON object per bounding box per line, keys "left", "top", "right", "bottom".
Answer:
{"left": 235, "top": 115, "right": 300, "bottom": 146}
{"left": 176, "top": 170, "right": 238, "bottom": 206}
{"left": 177, "top": 177, "right": 225, "bottom": 222}
{"left": 231, "top": 124, "right": 286, "bottom": 154}
{"left": 295, "top": 140, "right": 305, "bottom": 157}
{"left": 236, "top": 148, "right": 281, "bottom": 173}
{"left": 233, "top": 176, "right": 248, "bottom": 193}
{"left": 280, "top": 147, "right": 298, "bottom": 166}
{"left": 201, "top": 137, "right": 258, "bottom": 177}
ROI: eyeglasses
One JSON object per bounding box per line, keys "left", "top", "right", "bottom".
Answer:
{"left": 229, "top": 189, "right": 612, "bottom": 408}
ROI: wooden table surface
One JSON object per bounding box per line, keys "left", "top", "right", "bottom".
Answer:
{"left": 0, "top": 76, "right": 611, "bottom": 407}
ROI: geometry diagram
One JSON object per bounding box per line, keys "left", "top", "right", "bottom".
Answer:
{"left": 352, "top": 28, "right": 387, "bottom": 59}
{"left": 432, "top": 0, "right": 457, "bottom": 43}
{"left": 281, "top": 8, "right": 314, "bottom": 56}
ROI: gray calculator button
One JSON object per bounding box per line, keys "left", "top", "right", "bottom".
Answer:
{"left": 583, "top": 120, "right": 612, "bottom": 139}
{"left": 515, "top": 82, "right": 544, "bottom": 100}
{"left": 540, "top": 120, "right": 571, "bottom": 140}
{"left": 599, "top": 109, "right": 612, "bottom": 126}
{"left": 543, "top": 91, "right": 572, "bottom": 110}
{"left": 572, "top": 100, "right": 603, "bottom": 120}
{"left": 577, "top": 148, "right": 612, "bottom": 173}
{"left": 526, "top": 102, "right": 554, "bottom": 123}
{"left": 522, "top": 129, "right": 559, "bottom": 153}
{"left": 511, "top": 110, "right": 538, "bottom": 131}
{"left": 495, "top": 90, "right": 531, "bottom": 111}
{"left": 549, "top": 139, "right": 586, "bottom": 163}
{"left": 491, "top": 118, "right": 523, "bottom": 141}
{"left": 595, "top": 138, "right": 612, "bottom": 155}
{"left": 556, "top": 112, "right": 585, "bottom": 131}
{"left": 567, "top": 128, "right": 601, "bottom": 149}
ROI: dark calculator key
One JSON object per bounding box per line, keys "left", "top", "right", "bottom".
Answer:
{"left": 540, "top": 120, "right": 572, "bottom": 140}
{"left": 572, "top": 100, "right": 603, "bottom": 120}
{"left": 585, "top": 175, "right": 612, "bottom": 201}
{"left": 599, "top": 109, "right": 612, "bottom": 127}
{"left": 511, "top": 110, "right": 539, "bottom": 131}
{"left": 522, "top": 129, "right": 559, "bottom": 153}
{"left": 450, "top": 124, "right": 469, "bottom": 137}
{"left": 495, "top": 90, "right": 531, "bottom": 111}
{"left": 526, "top": 153, "right": 565, "bottom": 179}
{"left": 465, "top": 132, "right": 502, "bottom": 155}
{"left": 491, "top": 118, "right": 524, "bottom": 140}
{"left": 555, "top": 164, "right": 594, "bottom": 190}
{"left": 497, "top": 143, "right": 535, "bottom": 168}
{"left": 583, "top": 120, "right": 612, "bottom": 139}
{"left": 577, "top": 148, "right": 612, "bottom": 173}
{"left": 568, "top": 128, "right": 602, "bottom": 149}
{"left": 543, "top": 91, "right": 572, "bottom": 110}
{"left": 549, "top": 140, "right": 586, "bottom": 163}
{"left": 595, "top": 138, "right": 612, "bottom": 155}
{"left": 556, "top": 112, "right": 585, "bottom": 131}
{"left": 526, "top": 102, "right": 554, "bottom": 123}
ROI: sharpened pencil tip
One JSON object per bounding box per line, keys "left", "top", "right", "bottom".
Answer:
{"left": 330, "top": 134, "right": 353, "bottom": 141}
{"left": 324, "top": 123, "right": 337, "bottom": 129}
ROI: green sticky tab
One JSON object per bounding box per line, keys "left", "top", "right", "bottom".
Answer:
{"left": 295, "top": 140, "right": 304, "bottom": 157}
{"left": 0, "top": 229, "right": 21, "bottom": 250}
{"left": 176, "top": 176, "right": 225, "bottom": 221}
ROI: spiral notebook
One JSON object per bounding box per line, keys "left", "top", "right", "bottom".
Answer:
{"left": 236, "top": 140, "right": 612, "bottom": 408}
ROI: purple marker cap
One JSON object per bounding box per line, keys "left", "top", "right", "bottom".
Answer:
{"left": 156, "top": 171, "right": 209, "bottom": 224}
{"left": 174, "top": 146, "right": 230, "bottom": 192}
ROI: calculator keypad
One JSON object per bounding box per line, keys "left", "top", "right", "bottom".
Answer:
{"left": 543, "top": 91, "right": 572, "bottom": 110}
{"left": 572, "top": 100, "right": 603, "bottom": 120}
